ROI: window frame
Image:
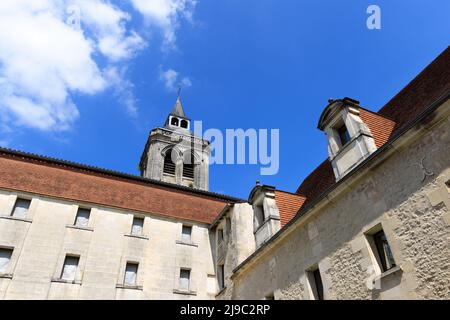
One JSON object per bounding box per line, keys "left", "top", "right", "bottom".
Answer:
{"left": 0, "top": 247, "right": 14, "bottom": 274}
{"left": 60, "top": 255, "right": 80, "bottom": 281}
{"left": 372, "top": 230, "right": 396, "bottom": 273}
{"left": 253, "top": 204, "right": 265, "bottom": 232}
{"left": 163, "top": 149, "right": 176, "bottom": 176}
{"left": 336, "top": 122, "right": 351, "bottom": 147}
{"left": 131, "top": 216, "right": 144, "bottom": 236}
{"left": 181, "top": 225, "right": 192, "bottom": 243}
{"left": 74, "top": 207, "right": 91, "bottom": 227}
{"left": 217, "top": 228, "right": 224, "bottom": 244}
{"left": 179, "top": 268, "right": 191, "bottom": 291}
{"left": 170, "top": 117, "right": 179, "bottom": 126}
{"left": 218, "top": 264, "right": 225, "bottom": 290}
{"left": 123, "top": 262, "right": 139, "bottom": 286}
{"left": 306, "top": 266, "right": 324, "bottom": 300}
{"left": 11, "top": 198, "right": 31, "bottom": 219}
{"left": 182, "top": 152, "right": 195, "bottom": 180}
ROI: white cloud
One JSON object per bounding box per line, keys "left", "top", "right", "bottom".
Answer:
{"left": 0, "top": 0, "right": 144, "bottom": 131}
{"left": 159, "top": 67, "right": 192, "bottom": 91}
{"left": 105, "top": 66, "right": 138, "bottom": 117}
{"left": 129, "top": 0, "right": 197, "bottom": 48}
{"left": 0, "top": 0, "right": 197, "bottom": 133}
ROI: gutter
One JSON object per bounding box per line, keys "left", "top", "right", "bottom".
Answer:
{"left": 232, "top": 90, "right": 450, "bottom": 276}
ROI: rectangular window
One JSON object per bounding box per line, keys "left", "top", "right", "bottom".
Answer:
{"left": 124, "top": 262, "right": 139, "bottom": 286}
{"left": 254, "top": 205, "right": 265, "bottom": 230}
{"left": 218, "top": 264, "right": 225, "bottom": 290}
{"left": 11, "top": 198, "right": 31, "bottom": 219}
{"left": 0, "top": 248, "right": 13, "bottom": 273}
{"left": 226, "top": 217, "right": 232, "bottom": 236}
{"left": 217, "top": 229, "right": 224, "bottom": 244}
{"left": 373, "top": 230, "right": 396, "bottom": 272}
{"left": 308, "top": 267, "right": 324, "bottom": 300}
{"left": 179, "top": 269, "right": 191, "bottom": 291}
{"left": 61, "top": 255, "right": 79, "bottom": 281}
{"left": 181, "top": 225, "right": 192, "bottom": 243}
{"left": 74, "top": 208, "right": 90, "bottom": 227}
{"left": 131, "top": 217, "right": 144, "bottom": 236}
{"left": 336, "top": 123, "right": 351, "bottom": 146}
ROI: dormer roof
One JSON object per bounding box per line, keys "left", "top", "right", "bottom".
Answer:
{"left": 317, "top": 97, "right": 360, "bottom": 130}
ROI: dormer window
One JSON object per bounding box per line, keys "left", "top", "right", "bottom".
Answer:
{"left": 318, "top": 98, "right": 383, "bottom": 181}
{"left": 248, "top": 185, "right": 281, "bottom": 248}
{"left": 336, "top": 123, "right": 350, "bottom": 147}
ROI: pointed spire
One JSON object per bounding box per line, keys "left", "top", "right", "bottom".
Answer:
{"left": 170, "top": 96, "right": 186, "bottom": 118}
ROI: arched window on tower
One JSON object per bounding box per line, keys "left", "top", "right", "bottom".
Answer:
{"left": 182, "top": 152, "right": 195, "bottom": 180}
{"left": 180, "top": 119, "right": 189, "bottom": 129}
{"left": 163, "top": 149, "right": 176, "bottom": 175}
{"left": 170, "top": 117, "right": 179, "bottom": 126}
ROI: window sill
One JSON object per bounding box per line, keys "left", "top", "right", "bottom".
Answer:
{"left": 373, "top": 265, "right": 402, "bottom": 283}
{"left": 125, "top": 234, "right": 149, "bottom": 240}
{"left": 116, "top": 284, "right": 143, "bottom": 290}
{"left": 175, "top": 240, "right": 198, "bottom": 247}
{"left": 173, "top": 289, "right": 197, "bottom": 296}
{"left": 0, "top": 273, "right": 13, "bottom": 279}
{"left": 0, "top": 215, "right": 32, "bottom": 223}
{"left": 51, "top": 278, "right": 82, "bottom": 285}
{"left": 66, "top": 225, "right": 93, "bottom": 232}
{"left": 215, "top": 286, "right": 227, "bottom": 297}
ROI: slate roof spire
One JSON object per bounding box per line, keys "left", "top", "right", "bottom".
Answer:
{"left": 170, "top": 95, "right": 186, "bottom": 117}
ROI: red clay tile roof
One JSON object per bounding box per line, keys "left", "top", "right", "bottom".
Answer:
{"left": 378, "top": 47, "right": 450, "bottom": 135}
{"left": 0, "top": 149, "right": 240, "bottom": 224}
{"left": 296, "top": 46, "right": 450, "bottom": 206}
{"left": 359, "top": 108, "right": 396, "bottom": 148}
{"left": 274, "top": 190, "right": 306, "bottom": 227}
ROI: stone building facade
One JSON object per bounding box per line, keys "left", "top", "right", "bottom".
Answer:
{"left": 0, "top": 47, "right": 449, "bottom": 299}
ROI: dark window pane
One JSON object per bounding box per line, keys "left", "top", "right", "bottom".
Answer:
{"left": 373, "top": 230, "right": 396, "bottom": 272}
{"left": 337, "top": 124, "right": 351, "bottom": 146}
{"left": 183, "top": 153, "right": 195, "bottom": 179}
{"left": 171, "top": 117, "right": 179, "bottom": 126}
{"left": 313, "top": 268, "right": 324, "bottom": 300}
{"left": 163, "top": 149, "right": 176, "bottom": 175}
{"left": 180, "top": 120, "right": 189, "bottom": 129}
{"left": 219, "top": 264, "right": 225, "bottom": 289}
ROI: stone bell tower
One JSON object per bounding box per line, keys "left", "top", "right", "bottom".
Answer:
{"left": 139, "top": 96, "right": 210, "bottom": 190}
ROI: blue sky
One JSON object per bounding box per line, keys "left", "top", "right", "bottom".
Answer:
{"left": 1, "top": 0, "right": 449, "bottom": 199}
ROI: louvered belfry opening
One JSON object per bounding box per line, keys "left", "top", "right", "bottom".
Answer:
{"left": 183, "top": 152, "right": 195, "bottom": 179}
{"left": 163, "top": 149, "right": 176, "bottom": 175}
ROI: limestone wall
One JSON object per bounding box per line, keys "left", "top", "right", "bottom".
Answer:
{"left": 229, "top": 105, "right": 450, "bottom": 300}
{"left": 0, "top": 194, "right": 216, "bottom": 299}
